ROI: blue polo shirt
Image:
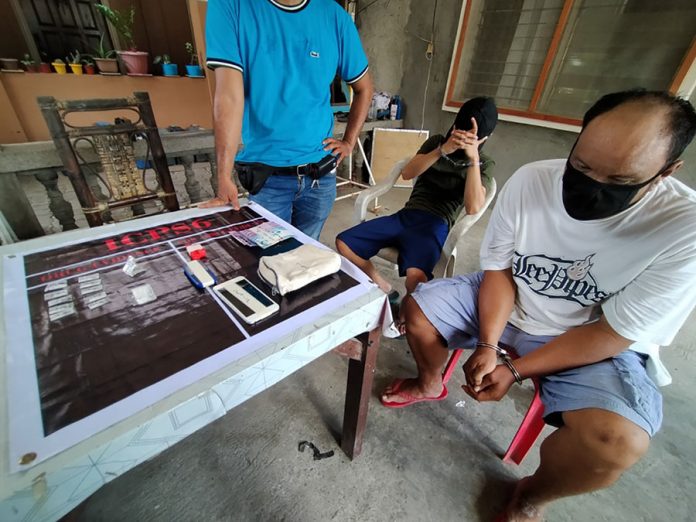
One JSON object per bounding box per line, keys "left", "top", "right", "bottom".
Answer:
{"left": 206, "top": 0, "right": 369, "bottom": 167}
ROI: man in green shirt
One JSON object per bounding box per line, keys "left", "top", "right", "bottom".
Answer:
{"left": 336, "top": 97, "right": 497, "bottom": 328}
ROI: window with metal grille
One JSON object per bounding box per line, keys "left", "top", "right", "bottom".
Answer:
{"left": 444, "top": 0, "right": 696, "bottom": 129}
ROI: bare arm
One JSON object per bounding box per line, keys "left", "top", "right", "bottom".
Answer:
{"left": 514, "top": 316, "right": 631, "bottom": 379}
{"left": 323, "top": 72, "right": 374, "bottom": 162}
{"left": 200, "top": 68, "right": 244, "bottom": 209}
{"left": 467, "top": 315, "right": 633, "bottom": 402}
{"left": 464, "top": 268, "right": 516, "bottom": 391}
{"left": 402, "top": 118, "right": 488, "bottom": 213}
{"left": 400, "top": 131, "right": 470, "bottom": 181}
{"left": 459, "top": 117, "right": 487, "bottom": 214}
{"left": 400, "top": 147, "right": 441, "bottom": 181}
{"left": 479, "top": 268, "right": 516, "bottom": 344}
{"left": 462, "top": 161, "right": 486, "bottom": 215}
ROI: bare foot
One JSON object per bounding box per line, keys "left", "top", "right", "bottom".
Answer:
{"left": 381, "top": 378, "right": 444, "bottom": 405}
{"left": 371, "top": 272, "right": 392, "bottom": 294}
{"left": 393, "top": 320, "right": 406, "bottom": 336}
{"left": 499, "top": 477, "right": 546, "bottom": 522}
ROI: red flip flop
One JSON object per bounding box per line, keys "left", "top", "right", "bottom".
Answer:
{"left": 380, "top": 379, "right": 448, "bottom": 408}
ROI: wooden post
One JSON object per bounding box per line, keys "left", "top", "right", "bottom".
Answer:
{"left": 186, "top": 0, "right": 214, "bottom": 106}
{"left": 340, "top": 326, "right": 381, "bottom": 459}
{"left": 37, "top": 96, "right": 103, "bottom": 227}
{"left": 134, "top": 92, "right": 180, "bottom": 213}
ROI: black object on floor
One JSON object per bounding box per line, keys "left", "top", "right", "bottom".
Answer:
{"left": 298, "top": 441, "right": 335, "bottom": 461}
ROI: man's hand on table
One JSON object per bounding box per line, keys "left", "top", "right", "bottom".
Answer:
{"left": 200, "top": 175, "right": 241, "bottom": 210}
{"left": 322, "top": 138, "right": 352, "bottom": 163}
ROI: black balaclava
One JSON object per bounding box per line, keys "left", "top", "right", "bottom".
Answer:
{"left": 445, "top": 96, "right": 498, "bottom": 160}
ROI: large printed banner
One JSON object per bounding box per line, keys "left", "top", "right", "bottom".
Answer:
{"left": 3, "top": 206, "right": 363, "bottom": 468}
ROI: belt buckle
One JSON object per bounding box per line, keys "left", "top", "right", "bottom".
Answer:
{"left": 296, "top": 163, "right": 308, "bottom": 176}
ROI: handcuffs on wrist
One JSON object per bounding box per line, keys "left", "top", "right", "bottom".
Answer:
{"left": 438, "top": 145, "right": 483, "bottom": 168}
{"left": 476, "top": 342, "right": 524, "bottom": 384}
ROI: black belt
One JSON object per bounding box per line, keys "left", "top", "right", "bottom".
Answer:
{"left": 237, "top": 154, "right": 337, "bottom": 180}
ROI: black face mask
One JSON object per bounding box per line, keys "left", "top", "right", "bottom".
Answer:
{"left": 562, "top": 162, "right": 663, "bottom": 221}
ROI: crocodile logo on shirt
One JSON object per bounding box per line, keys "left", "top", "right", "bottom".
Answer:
{"left": 512, "top": 252, "right": 609, "bottom": 306}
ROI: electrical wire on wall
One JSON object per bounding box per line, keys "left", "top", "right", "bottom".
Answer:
{"left": 420, "top": 0, "right": 438, "bottom": 132}
{"left": 357, "top": 0, "right": 438, "bottom": 131}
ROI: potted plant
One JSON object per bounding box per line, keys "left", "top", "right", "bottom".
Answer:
{"left": 95, "top": 3, "right": 149, "bottom": 75}
{"left": 82, "top": 56, "right": 96, "bottom": 75}
{"left": 38, "top": 51, "right": 51, "bottom": 73}
{"left": 20, "top": 54, "right": 38, "bottom": 73}
{"left": 91, "top": 34, "right": 119, "bottom": 74}
{"left": 66, "top": 50, "right": 83, "bottom": 74}
{"left": 185, "top": 42, "right": 204, "bottom": 77}
{"left": 0, "top": 57, "right": 19, "bottom": 70}
{"left": 52, "top": 58, "right": 67, "bottom": 74}
{"left": 153, "top": 54, "right": 178, "bottom": 76}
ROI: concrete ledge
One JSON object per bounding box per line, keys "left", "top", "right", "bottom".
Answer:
{"left": 0, "top": 130, "right": 216, "bottom": 174}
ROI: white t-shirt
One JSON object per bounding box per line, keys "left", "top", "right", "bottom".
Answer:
{"left": 480, "top": 159, "right": 696, "bottom": 386}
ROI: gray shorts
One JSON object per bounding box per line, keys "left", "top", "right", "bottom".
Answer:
{"left": 411, "top": 272, "right": 663, "bottom": 436}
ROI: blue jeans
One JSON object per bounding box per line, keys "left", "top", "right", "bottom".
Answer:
{"left": 249, "top": 172, "right": 336, "bottom": 240}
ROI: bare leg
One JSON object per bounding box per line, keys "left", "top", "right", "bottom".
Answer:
{"left": 394, "top": 268, "right": 429, "bottom": 334}
{"left": 336, "top": 238, "right": 392, "bottom": 293}
{"left": 502, "top": 408, "right": 650, "bottom": 521}
{"left": 404, "top": 267, "right": 428, "bottom": 294}
{"left": 381, "top": 295, "right": 449, "bottom": 403}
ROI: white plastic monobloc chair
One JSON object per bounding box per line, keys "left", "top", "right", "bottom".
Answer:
{"left": 352, "top": 158, "right": 497, "bottom": 279}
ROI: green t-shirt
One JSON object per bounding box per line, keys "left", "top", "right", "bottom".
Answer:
{"left": 403, "top": 134, "right": 494, "bottom": 229}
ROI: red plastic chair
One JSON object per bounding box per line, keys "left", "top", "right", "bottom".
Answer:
{"left": 442, "top": 346, "right": 545, "bottom": 465}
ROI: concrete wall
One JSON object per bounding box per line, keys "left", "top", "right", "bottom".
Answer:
{"left": 358, "top": 0, "right": 696, "bottom": 189}
{"left": 0, "top": 73, "right": 212, "bottom": 143}
{"left": 355, "top": 0, "right": 413, "bottom": 94}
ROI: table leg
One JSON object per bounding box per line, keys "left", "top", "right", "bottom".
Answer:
{"left": 340, "top": 326, "right": 381, "bottom": 459}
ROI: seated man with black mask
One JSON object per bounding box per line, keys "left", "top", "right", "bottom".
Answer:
{"left": 381, "top": 90, "right": 696, "bottom": 522}
{"left": 336, "top": 97, "right": 497, "bottom": 330}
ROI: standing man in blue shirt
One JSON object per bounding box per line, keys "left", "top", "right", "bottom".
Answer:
{"left": 203, "top": 0, "right": 373, "bottom": 239}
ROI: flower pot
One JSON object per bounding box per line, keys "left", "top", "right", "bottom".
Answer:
{"left": 118, "top": 50, "right": 149, "bottom": 75}
{"left": 185, "top": 64, "right": 204, "bottom": 77}
{"left": 0, "top": 58, "right": 19, "bottom": 70}
{"left": 39, "top": 62, "right": 52, "bottom": 73}
{"left": 24, "top": 64, "right": 39, "bottom": 73}
{"left": 162, "top": 63, "right": 179, "bottom": 76}
{"left": 95, "top": 58, "right": 119, "bottom": 74}
{"left": 52, "top": 62, "right": 67, "bottom": 74}
{"left": 69, "top": 63, "right": 83, "bottom": 75}
{"left": 85, "top": 64, "right": 96, "bottom": 75}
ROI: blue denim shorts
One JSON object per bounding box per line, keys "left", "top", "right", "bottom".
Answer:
{"left": 411, "top": 272, "right": 663, "bottom": 436}
{"left": 336, "top": 209, "right": 449, "bottom": 278}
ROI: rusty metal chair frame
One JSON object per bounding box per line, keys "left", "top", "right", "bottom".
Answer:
{"left": 38, "top": 92, "right": 179, "bottom": 227}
